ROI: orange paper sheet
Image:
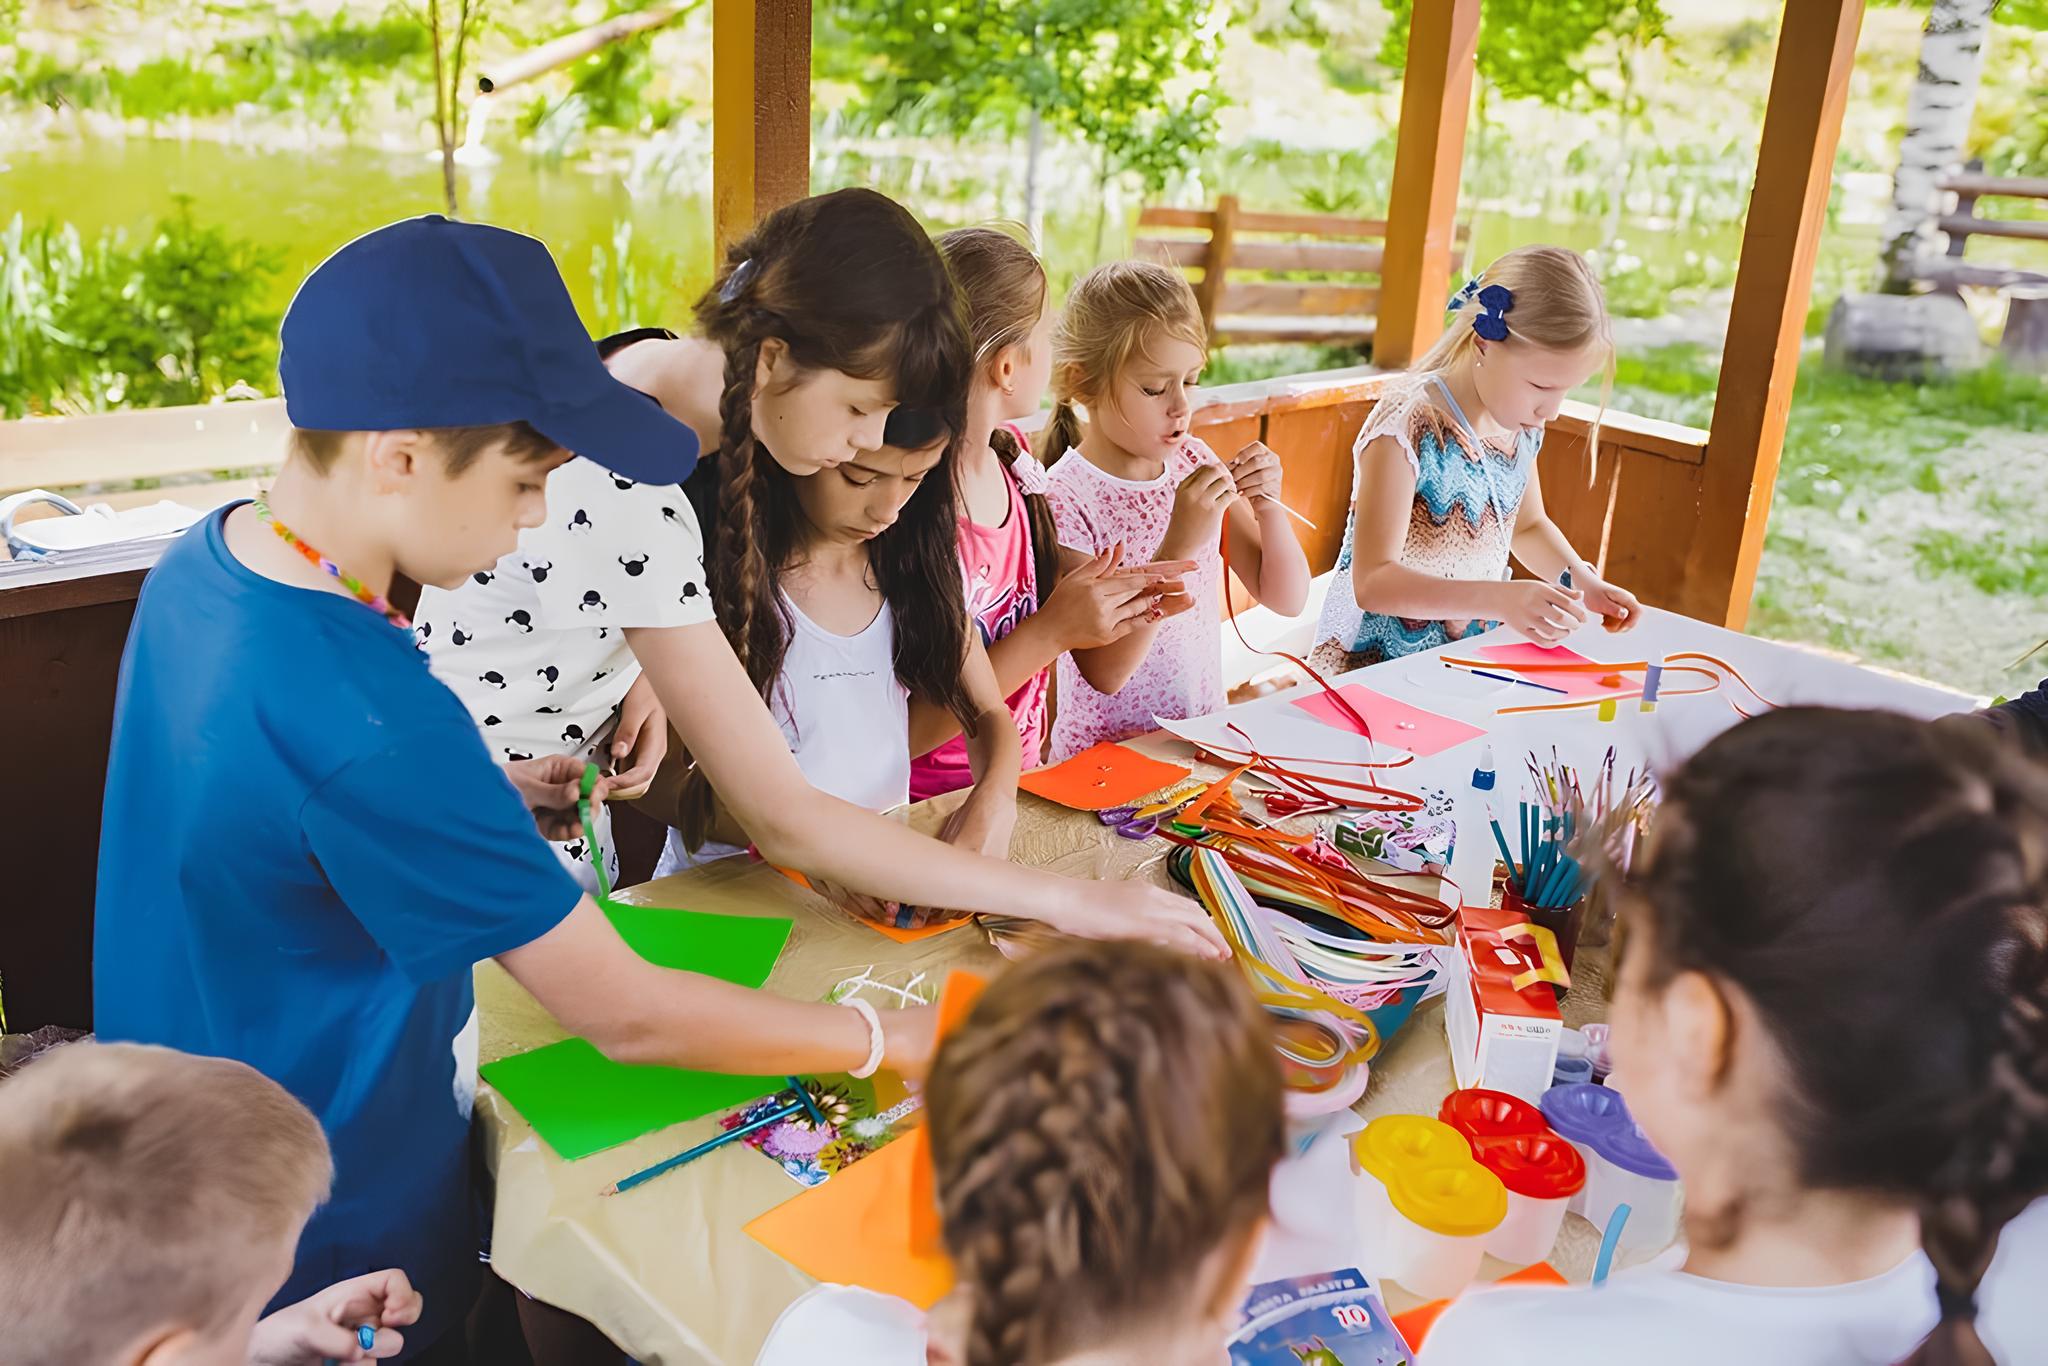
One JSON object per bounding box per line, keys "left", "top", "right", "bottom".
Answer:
{"left": 1017, "top": 742, "right": 1191, "bottom": 812}
{"left": 774, "top": 866, "right": 976, "bottom": 943}
{"left": 745, "top": 971, "right": 987, "bottom": 1306}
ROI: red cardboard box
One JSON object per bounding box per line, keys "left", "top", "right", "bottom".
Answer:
{"left": 1443, "top": 903, "right": 1568, "bottom": 1104}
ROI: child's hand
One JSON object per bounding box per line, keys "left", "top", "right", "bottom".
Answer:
{"left": 246, "top": 1268, "right": 421, "bottom": 1365}
{"left": 803, "top": 873, "right": 901, "bottom": 928}
{"left": 1578, "top": 574, "right": 1642, "bottom": 632}
{"left": 504, "top": 754, "right": 601, "bottom": 842}
{"left": 1041, "top": 879, "right": 1231, "bottom": 960}
{"left": 607, "top": 675, "right": 668, "bottom": 800}
{"left": 1226, "top": 442, "right": 1284, "bottom": 504}
{"left": 1498, "top": 580, "right": 1589, "bottom": 646}
{"left": 938, "top": 787, "right": 1018, "bottom": 863}
{"left": 878, "top": 1003, "right": 939, "bottom": 1080}
{"left": 1042, "top": 544, "right": 1196, "bottom": 649}
{"left": 1162, "top": 462, "right": 1237, "bottom": 552}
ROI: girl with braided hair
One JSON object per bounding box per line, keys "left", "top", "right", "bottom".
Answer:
{"left": 758, "top": 940, "right": 1287, "bottom": 1365}
{"left": 1427, "top": 707, "right": 2048, "bottom": 1366}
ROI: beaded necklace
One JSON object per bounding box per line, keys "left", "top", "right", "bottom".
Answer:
{"left": 252, "top": 495, "right": 412, "bottom": 632}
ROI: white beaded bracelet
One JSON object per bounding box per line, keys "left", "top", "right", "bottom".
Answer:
{"left": 844, "top": 998, "right": 886, "bottom": 1080}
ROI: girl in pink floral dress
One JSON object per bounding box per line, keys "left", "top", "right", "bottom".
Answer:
{"left": 1042, "top": 261, "right": 1311, "bottom": 761}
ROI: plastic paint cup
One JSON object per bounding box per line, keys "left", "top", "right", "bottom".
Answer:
{"left": 1439, "top": 1087, "right": 1548, "bottom": 1146}
{"left": 1473, "top": 1132, "right": 1588, "bottom": 1265}
{"left": 1540, "top": 1082, "right": 1633, "bottom": 1217}
{"left": 1351, "top": 1115, "right": 1472, "bottom": 1265}
{"left": 1384, "top": 1161, "right": 1509, "bottom": 1300}
{"left": 1584, "top": 1120, "right": 1682, "bottom": 1255}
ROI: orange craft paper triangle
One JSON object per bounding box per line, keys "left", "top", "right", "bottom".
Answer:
{"left": 1390, "top": 1261, "right": 1567, "bottom": 1348}
{"left": 744, "top": 970, "right": 988, "bottom": 1306}
{"left": 1016, "top": 742, "right": 1192, "bottom": 812}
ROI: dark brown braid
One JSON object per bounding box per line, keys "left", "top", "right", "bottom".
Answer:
{"left": 925, "top": 943, "right": 1284, "bottom": 1366}
{"left": 1615, "top": 709, "right": 2048, "bottom": 1365}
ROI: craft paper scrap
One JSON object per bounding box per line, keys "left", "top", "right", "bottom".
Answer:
{"left": 1290, "top": 683, "right": 1488, "bottom": 757}
{"left": 480, "top": 1038, "right": 780, "bottom": 1161}
{"left": 604, "top": 904, "right": 791, "bottom": 986}
{"left": 1473, "top": 643, "right": 1642, "bottom": 701}
{"left": 718, "top": 1077, "right": 923, "bottom": 1189}
{"left": 1017, "top": 741, "right": 1192, "bottom": 811}
{"left": 743, "top": 1122, "right": 955, "bottom": 1308}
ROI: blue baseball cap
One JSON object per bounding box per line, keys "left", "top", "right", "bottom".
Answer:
{"left": 279, "top": 216, "right": 698, "bottom": 484}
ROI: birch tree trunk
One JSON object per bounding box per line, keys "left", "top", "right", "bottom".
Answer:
{"left": 1880, "top": 0, "right": 1996, "bottom": 290}
{"left": 1023, "top": 107, "right": 1045, "bottom": 246}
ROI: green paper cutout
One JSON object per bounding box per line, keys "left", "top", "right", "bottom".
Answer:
{"left": 480, "top": 767, "right": 796, "bottom": 1158}
{"left": 604, "top": 904, "right": 790, "bottom": 987}
{"left": 481, "top": 1038, "right": 780, "bottom": 1160}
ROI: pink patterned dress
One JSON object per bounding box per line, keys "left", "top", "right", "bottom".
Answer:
{"left": 1044, "top": 437, "right": 1225, "bottom": 761}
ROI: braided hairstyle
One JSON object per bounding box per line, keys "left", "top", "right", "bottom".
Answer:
{"left": 926, "top": 942, "right": 1285, "bottom": 1366}
{"left": 1041, "top": 259, "right": 1205, "bottom": 468}
{"left": 936, "top": 225, "right": 1061, "bottom": 600}
{"left": 679, "top": 189, "right": 971, "bottom": 851}
{"left": 1615, "top": 708, "right": 2048, "bottom": 1366}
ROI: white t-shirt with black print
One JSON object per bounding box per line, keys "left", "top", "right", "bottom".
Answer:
{"left": 416, "top": 454, "right": 713, "bottom": 890}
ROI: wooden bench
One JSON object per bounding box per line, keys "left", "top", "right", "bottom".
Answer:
{"left": 1134, "top": 196, "right": 1470, "bottom": 350}
{"left": 1919, "top": 162, "right": 2048, "bottom": 292}
{"left": 1925, "top": 163, "right": 2048, "bottom": 367}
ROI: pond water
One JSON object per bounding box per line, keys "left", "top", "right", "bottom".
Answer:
{"left": 7, "top": 133, "right": 1850, "bottom": 338}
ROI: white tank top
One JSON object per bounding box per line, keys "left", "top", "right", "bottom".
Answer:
{"left": 657, "top": 592, "right": 910, "bottom": 877}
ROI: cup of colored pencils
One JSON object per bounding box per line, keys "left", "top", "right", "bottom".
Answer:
{"left": 1488, "top": 751, "right": 1600, "bottom": 974}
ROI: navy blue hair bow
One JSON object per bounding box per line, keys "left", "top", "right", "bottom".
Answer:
{"left": 1472, "top": 284, "right": 1514, "bottom": 342}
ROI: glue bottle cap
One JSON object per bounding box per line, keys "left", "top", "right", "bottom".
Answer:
{"left": 1472, "top": 744, "right": 1497, "bottom": 791}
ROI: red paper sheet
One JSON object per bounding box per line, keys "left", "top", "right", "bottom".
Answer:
{"left": 1474, "top": 644, "right": 1643, "bottom": 701}
{"left": 1290, "top": 683, "right": 1488, "bottom": 757}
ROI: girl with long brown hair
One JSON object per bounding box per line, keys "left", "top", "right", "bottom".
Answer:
{"left": 1426, "top": 707, "right": 2047, "bottom": 1366}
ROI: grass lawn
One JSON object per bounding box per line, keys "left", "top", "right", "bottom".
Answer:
{"left": 1605, "top": 346, "right": 2048, "bottom": 700}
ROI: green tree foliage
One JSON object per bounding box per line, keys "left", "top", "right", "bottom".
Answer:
{"left": 818, "top": 0, "right": 1231, "bottom": 192}
{"left": 1377, "top": 0, "right": 1666, "bottom": 108}
{"left": 0, "top": 205, "right": 283, "bottom": 418}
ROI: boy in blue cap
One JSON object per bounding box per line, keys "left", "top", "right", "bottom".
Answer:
{"left": 92, "top": 218, "right": 934, "bottom": 1362}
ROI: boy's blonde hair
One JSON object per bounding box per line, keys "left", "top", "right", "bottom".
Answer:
{"left": 1418, "top": 244, "right": 1614, "bottom": 468}
{"left": 1042, "top": 259, "right": 1207, "bottom": 466}
{"left": 0, "top": 1042, "right": 333, "bottom": 1366}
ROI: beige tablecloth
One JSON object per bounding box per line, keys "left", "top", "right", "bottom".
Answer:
{"left": 475, "top": 780, "right": 1620, "bottom": 1366}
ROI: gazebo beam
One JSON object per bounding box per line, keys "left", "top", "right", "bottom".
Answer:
{"left": 1375, "top": 0, "right": 1482, "bottom": 368}
{"left": 713, "top": 0, "right": 812, "bottom": 251}
{"left": 1681, "top": 0, "right": 1866, "bottom": 627}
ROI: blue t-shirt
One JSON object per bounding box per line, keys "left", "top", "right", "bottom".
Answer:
{"left": 94, "top": 504, "right": 581, "bottom": 1352}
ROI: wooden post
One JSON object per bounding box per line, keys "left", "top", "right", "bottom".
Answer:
{"left": 1678, "top": 0, "right": 1864, "bottom": 628}
{"left": 1194, "top": 194, "right": 1240, "bottom": 343}
{"left": 712, "top": 0, "right": 812, "bottom": 252}
{"left": 1374, "top": 0, "right": 1481, "bottom": 368}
